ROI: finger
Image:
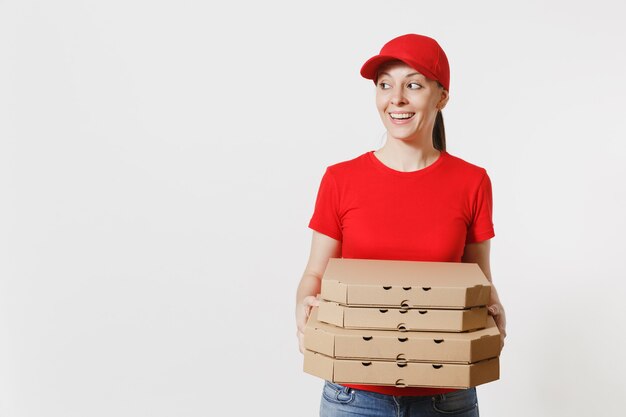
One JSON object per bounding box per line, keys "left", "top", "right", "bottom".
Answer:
{"left": 302, "top": 298, "right": 315, "bottom": 316}
{"left": 496, "top": 323, "right": 506, "bottom": 338}
{"left": 296, "top": 312, "right": 307, "bottom": 328}
{"left": 298, "top": 331, "right": 305, "bottom": 354}
{"left": 304, "top": 305, "right": 311, "bottom": 319}
{"left": 488, "top": 305, "right": 499, "bottom": 316}
{"left": 493, "top": 319, "right": 506, "bottom": 339}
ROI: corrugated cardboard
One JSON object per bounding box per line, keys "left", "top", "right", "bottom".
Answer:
{"left": 305, "top": 307, "right": 501, "bottom": 363}
{"left": 304, "top": 350, "right": 499, "bottom": 389}
{"left": 321, "top": 258, "right": 491, "bottom": 308}
{"left": 318, "top": 300, "right": 488, "bottom": 332}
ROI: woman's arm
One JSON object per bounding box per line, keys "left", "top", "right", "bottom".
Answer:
{"left": 461, "top": 239, "right": 507, "bottom": 348}
{"left": 295, "top": 231, "right": 342, "bottom": 353}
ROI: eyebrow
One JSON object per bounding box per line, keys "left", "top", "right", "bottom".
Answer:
{"left": 377, "top": 71, "right": 423, "bottom": 78}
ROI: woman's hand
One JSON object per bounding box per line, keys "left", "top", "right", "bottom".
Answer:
{"left": 487, "top": 303, "right": 507, "bottom": 350}
{"left": 296, "top": 295, "right": 320, "bottom": 354}
{"left": 461, "top": 240, "right": 506, "bottom": 350}
{"left": 295, "top": 231, "right": 341, "bottom": 354}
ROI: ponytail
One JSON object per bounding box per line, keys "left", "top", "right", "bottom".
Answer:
{"left": 433, "top": 109, "right": 446, "bottom": 151}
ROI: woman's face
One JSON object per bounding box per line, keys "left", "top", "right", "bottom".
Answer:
{"left": 375, "top": 61, "right": 448, "bottom": 143}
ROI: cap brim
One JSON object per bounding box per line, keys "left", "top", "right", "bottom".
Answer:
{"left": 360, "top": 54, "right": 440, "bottom": 87}
{"left": 360, "top": 55, "right": 402, "bottom": 80}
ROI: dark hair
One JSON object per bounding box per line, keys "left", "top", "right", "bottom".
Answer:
{"left": 433, "top": 110, "right": 446, "bottom": 151}
{"left": 433, "top": 81, "right": 446, "bottom": 151}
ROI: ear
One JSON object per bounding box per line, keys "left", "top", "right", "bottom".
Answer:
{"left": 437, "top": 90, "right": 450, "bottom": 110}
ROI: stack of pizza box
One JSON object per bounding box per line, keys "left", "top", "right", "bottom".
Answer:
{"left": 303, "top": 258, "right": 502, "bottom": 389}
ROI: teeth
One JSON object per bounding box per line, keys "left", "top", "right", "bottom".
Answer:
{"left": 390, "top": 113, "right": 414, "bottom": 119}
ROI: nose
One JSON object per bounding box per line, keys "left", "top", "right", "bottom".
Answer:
{"left": 391, "top": 87, "right": 407, "bottom": 105}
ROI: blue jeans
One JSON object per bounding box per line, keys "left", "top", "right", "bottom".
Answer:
{"left": 320, "top": 381, "right": 479, "bottom": 417}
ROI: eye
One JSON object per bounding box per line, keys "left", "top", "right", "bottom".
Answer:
{"left": 378, "top": 82, "right": 391, "bottom": 90}
{"left": 407, "top": 82, "right": 422, "bottom": 90}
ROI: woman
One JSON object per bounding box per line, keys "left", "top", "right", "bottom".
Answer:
{"left": 295, "top": 33, "right": 507, "bottom": 417}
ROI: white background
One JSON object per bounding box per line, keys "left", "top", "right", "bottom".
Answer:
{"left": 1, "top": 1, "right": 625, "bottom": 416}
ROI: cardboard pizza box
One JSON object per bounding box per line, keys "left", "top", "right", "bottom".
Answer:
{"left": 321, "top": 258, "right": 491, "bottom": 309}
{"left": 305, "top": 307, "right": 501, "bottom": 363}
{"left": 303, "top": 350, "right": 499, "bottom": 389}
{"left": 318, "top": 300, "right": 488, "bottom": 332}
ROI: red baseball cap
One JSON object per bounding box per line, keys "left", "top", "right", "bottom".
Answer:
{"left": 360, "top": 34, "right": 450, "bottom": 92}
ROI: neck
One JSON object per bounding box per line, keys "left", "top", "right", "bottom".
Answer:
{"left": 375, "top": 136, "right": 441, "bottom": 172}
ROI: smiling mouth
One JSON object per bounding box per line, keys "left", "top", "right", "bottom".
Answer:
{"left": 389, "top": 112, "right": 415, "bottom": 120}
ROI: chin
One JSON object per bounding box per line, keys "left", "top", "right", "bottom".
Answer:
{"left": 386, "top": 128, "right": 419, "bottom": 141}
{"left": 386, "top": 134, "right": 417, "bottom": 143}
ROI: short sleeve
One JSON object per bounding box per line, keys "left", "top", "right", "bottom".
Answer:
{"left": 308, "top": 167, "right": 343, "bottom": 241}
{"left": 465, "top": 171, "right": 495, "bottom": 244}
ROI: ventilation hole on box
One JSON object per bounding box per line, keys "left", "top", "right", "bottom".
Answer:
{"left": 361, "top": 361, "right": 372, "bottom": 366}
{"left": 396, "top": 354, "right": 406, "bottom": 361}
{"left": 399, "top": 309, "right": 408, "bottom": 314}
{"left": 379, "top": 309, "right": 388, "bottom": 313}
{"left": 397, "top": 361, "right": 407, "bottom": 368}
{"left": 400, "top": 301, "right": 409, "bottom": 308}
{"left": 383, "top": 286, "right": 392, "bottom": 290}
{"left": 398, "top": 337, "right": 408, "bottom": 342}
{"left": 395, "top": 379, "right": 407, "bottom": 387}
{"left": 433, "top": 339, "right": 444, "bottom": 344}
{"left": 362, "top": 336, "right": 373, "bottom": 341}
{"left": 432, "top": 364, "right": 443, "bottom": 369}
{"left": 397, "top": 324, "right": 407, "bottom": 332}
{"left": 418, "top": 310, "right": 428, "bottom": 315}
{"left": 422, "top": 287, "right": 432, "bottom": 291}
{"left": 402, "top": 286, "right": 412, "bottom": 291}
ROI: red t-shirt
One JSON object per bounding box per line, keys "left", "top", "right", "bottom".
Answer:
{"left": 308, "top": 149, "right": 495, "bottom": 396}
